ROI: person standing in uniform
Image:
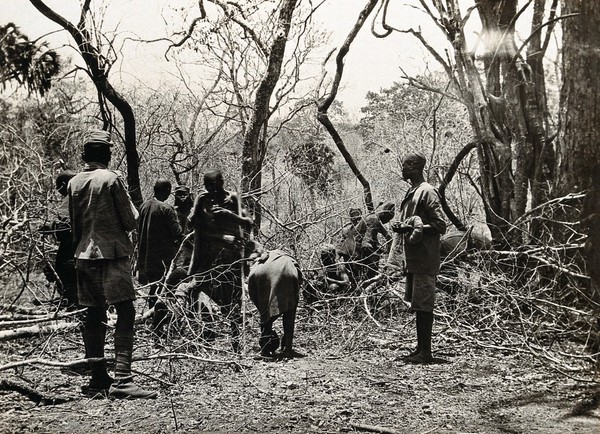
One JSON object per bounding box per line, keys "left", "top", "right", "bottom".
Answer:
{"left": 188, "top": 169, "right": 253, "bottom": 351}
{"left": 137, "top": 179, "right": 182, "bottom": 309}
{"left": 69, "top": 129, "right": 156, "bottom": 399}
{"left": 393, "top": 153, "right": 446, "bottom": 364}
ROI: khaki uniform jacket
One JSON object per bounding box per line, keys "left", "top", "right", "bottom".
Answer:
{"left": 68, "top": 163, "right": 138, "bottom": 260}
{"left": 399, "top": 181, "right": 446, "bottom": 275}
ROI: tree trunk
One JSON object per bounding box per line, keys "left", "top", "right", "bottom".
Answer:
{"left": 557, "top": 0, "right": 600, "bottom": 193}
{"left": 527, "top": 0, "right": 555, "bottom": 210}
{"left": 29, "top": 0, "right": 143, "bottom": 207}
{"left": 241, "top": 0, "right": 299, "bottom": 230}
{"left": 446, "top": 0, "right": 513, "bottom": 243}
{"left": 317, "top": 0, "right": 378, "bottom": 212}
{"left": 476, "top": 0, "right": 552, "bottom": 243}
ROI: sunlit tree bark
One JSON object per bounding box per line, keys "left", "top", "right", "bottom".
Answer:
{"left": 557, "top": 0, "right": 600, "bottom": 193}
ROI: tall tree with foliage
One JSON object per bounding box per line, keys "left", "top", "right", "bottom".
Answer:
{"left": 0, "top": 23, "right": 60, "bottom": 96}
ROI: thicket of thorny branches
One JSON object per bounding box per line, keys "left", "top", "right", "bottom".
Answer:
{"left": 0, "top": 133, "right": 598, "bottom": 394}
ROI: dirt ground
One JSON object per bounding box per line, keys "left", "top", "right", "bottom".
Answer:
{"left": 0, "top": 298, "right": 599, "bottom": 434}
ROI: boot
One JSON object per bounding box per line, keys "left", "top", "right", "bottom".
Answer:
{"left": 81, "top": 327, "right": 113, "bottom": 397}
{"left": 405, "top": 311, "right": 433, "bottom": 364}
{"left": 259, "top": 330, "right": 280, "bottom": 357}
{"left": 108, "top": 335, "right": 157, "bottom": 399}
{"left": 280, "top": 334, "right": 305, "bottom": 358}
{"left": 109, "top": 376, "right": 158, "bottom": 399}
{"left": 403, "top": 345, "right": 421, "bottom": 360}
{"left": 400, "top": 319, "right": 420, "bottom": 361}
{"left": 281, "top": 311, "right": 304, "bottom": 358}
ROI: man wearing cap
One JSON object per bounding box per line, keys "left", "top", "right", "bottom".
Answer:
{"left": 188, "top": 169, "right": 253, "bottom": 351}
{"left": 392, "top": 153, "right": 446, "bottom": 364}
{"left": 137, "top": 179, "right": 182, "bottom": 309}
{"left": 68, "top": 129, "right": 156, "bottom": 399}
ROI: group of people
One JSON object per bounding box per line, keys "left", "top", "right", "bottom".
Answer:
{"left": 304, "top": 200, "right": 398, "bottom": 304}
{"left": 43, "top": 129, "right": 449, "bottom": 400}
{"left": 308, "top": 154, "right": 446, "bottom": 364}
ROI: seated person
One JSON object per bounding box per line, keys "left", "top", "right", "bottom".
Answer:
{"left": 304, "top": 244, "right": 351, "bottom": 304}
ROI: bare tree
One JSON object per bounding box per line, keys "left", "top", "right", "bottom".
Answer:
{"left": 238, "top": 0, "right": 299, "bottom": 230}
{"left": 372, "top": 0, "right": 566, "bottom": 244}
{"left": 317, "top": 0, "right": 378, "bottom": 212}
{"left": 29, "top": 0, "right": 143, "bottom": 207}
{"left": 161, "top": 0, "right": 329, "bottom": 232}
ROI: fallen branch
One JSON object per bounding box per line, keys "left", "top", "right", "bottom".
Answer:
{"left": 0, "top": 320, "right": 79, "bottom": 341}
{"left": 0, "top": 308, "right": 84, "bottom": 328}
{"left": 137, "top": 307, "right": 154, "bottom": 323}
{"left": 137, "top": 352, "right": 245, "bottom": 367}
{"left": 0, "top": 357, "right": 106, "bottom": 372}
{"left": 0, "top": 378, "right": 72, "bottom": 405}
{"left": 362, "top": 278, "right": 384, "bottom": 328}
{"left": 0, "top": 303, "right": 48, "bottom": 315}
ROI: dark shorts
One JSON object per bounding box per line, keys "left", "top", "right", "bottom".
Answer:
{"left": 404, "top": 273, "right": 436, "bottom": 313}
{"left": 75, "top": 257, "right": 135, "bottom": 307}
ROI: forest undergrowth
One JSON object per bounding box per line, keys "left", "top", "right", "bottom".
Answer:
{"left": 0, "top": 246, "right": 599, "bottom": 433}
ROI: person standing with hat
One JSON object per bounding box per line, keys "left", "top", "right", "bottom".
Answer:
{"left": 392, "top": 153, "right": 446, "bottom": 364}
{"left": 68, "top": 129, "right": 157, "bottom": 399}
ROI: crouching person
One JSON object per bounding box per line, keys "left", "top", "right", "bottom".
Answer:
{"left": 248, "top": 246, "right": 304, "bottom": 359}
{"left": 304, "top": 244, "right": 351, "bottom": 304}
